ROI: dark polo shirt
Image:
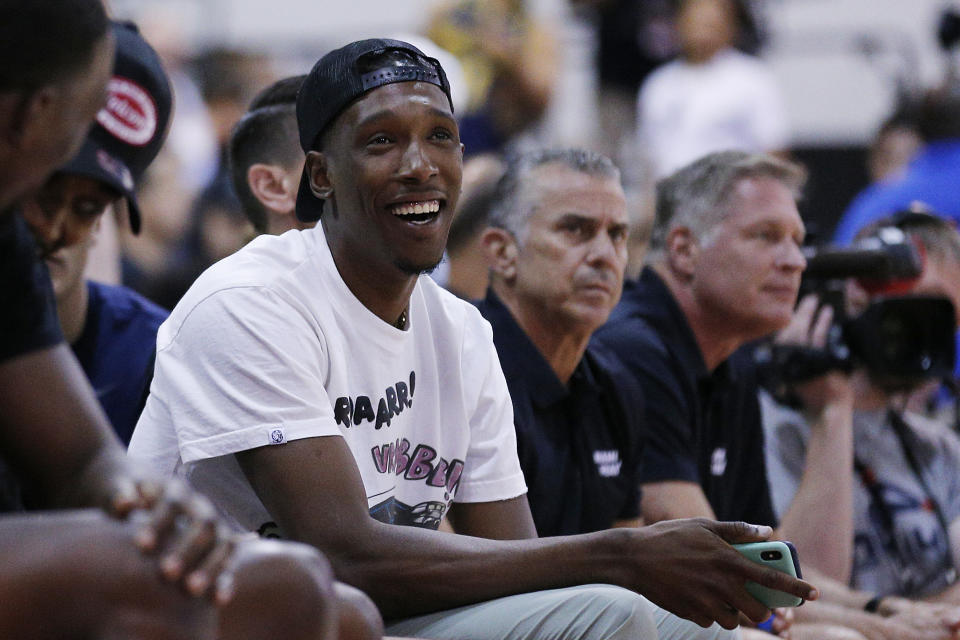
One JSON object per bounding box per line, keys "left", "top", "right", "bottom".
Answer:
{"left": 476, "top": 290, "right": 643, "bottom": 536}
{"left": 0, "top": 211, "right": 65, "bottom": 512}
{"left": 593, "top": 267, "right": 776, "bottom": 526}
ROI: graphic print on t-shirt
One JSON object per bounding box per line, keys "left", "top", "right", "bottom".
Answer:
{"left": 332, "top": 370, "right": 466, "bottom": 527}
{"left": 369, "top": 496, "right": 448, "bottom": 529}
{"left": 854, "top": 479, "right": 952, "bottom": 595}
{"left": 334, "top": 371, "right": 416, "bottom": 430}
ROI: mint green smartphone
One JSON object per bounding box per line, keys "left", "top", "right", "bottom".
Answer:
{"left": 733, "top": 541, "right": 804, "bottom": 608}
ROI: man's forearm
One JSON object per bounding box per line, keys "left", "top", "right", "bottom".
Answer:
{"left": 777, "top": 399, "right": 855, "bottom": 582}
{"left": 308, "top": 517, "right": 620, "bottom": 618}
{"left": 0, "top": 345, "right": 129, "bottom": 509}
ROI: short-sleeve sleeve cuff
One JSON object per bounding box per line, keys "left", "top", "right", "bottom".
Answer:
{"left": 180, "top": 417, "right": 340, "bottom": 464}
{"left": 452, "top": 470, "right": 527, "bottom": 504}
{"left": 639, "top": 448, "right": 700, "bottom": 484}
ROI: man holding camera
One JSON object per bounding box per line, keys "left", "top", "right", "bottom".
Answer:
{"left": 594, "top": 150, "right": 855, "bottom": 571}
{"left": 764, "top": 212, "right": 960, "bottom": 611}
{"left": 594, "top": 151, "right": 960, "bottom": 639}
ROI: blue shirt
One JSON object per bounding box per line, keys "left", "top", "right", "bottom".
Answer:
{"left": 835, "top": 142, "right": 960, "bottom": 379}
{"left": 593, "top": 267, "right": 777, "bottom": 526}
{"left": 476, "top": 290, "right": 644, "bottom": 536}
{"left": 834, "top": 140, "right": 960, "bottom": 245}
{"left": 72, "top": 281, "right": 168, "bottom": 445}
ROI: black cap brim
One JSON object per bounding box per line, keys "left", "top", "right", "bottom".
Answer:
{"left": 58, "top": 137, "right": 143, "bottom": 234}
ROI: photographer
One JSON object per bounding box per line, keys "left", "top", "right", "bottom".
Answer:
{"left": 763, "top": 213, "right": 960, "bottom": 616}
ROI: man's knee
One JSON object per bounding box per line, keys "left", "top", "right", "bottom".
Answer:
{"left": 560, "top": 585, "right": 659, "bottom": 640}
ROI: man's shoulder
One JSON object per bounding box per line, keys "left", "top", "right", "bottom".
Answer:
{"left": 584, "top": 339, "right": 646, "bottom": 406}
{"left": 901, "top": 410, "right": 960, "bottom": 458}
{"left": 595, "top": 291, "right": 670, "bottom": 360}
{"left": 171, "top": 233, "right": 316, "bottom": 315}
{"left": 639, "top": 58, "right": 684, "bottom": 95}
{"left": 87, "top": 280, "right": 168, "bottom": 329}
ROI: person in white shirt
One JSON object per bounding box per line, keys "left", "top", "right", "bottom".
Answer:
{"left": 130, "top": 37, "right": 816, "bottom": 640}
{"left": 636, "top": 0, "right": 789, "bottom": 180}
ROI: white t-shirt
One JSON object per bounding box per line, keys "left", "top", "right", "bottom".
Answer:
{"left": 129, "top": 227, "right": 527, "bottom": 534}
{"left": 637, "top": 48, "right": 789, "bottom": 179}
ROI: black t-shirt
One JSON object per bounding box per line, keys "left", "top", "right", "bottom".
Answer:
{"left": 594, "top": 267, "right": 777, "bottom": 527}
{"left": 0, "top": 211, "right": 64, "bottom": 512}
{"left": 476, "top": 291, "right": 644, "bottom": 536}
{"left": 0, "top": 212, "right": 63, "bottom": 362}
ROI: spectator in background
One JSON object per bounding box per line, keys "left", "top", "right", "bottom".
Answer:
{"left": 428, "top": 0, "right": 557, "bottom": 156}
{"left": 636, "top": 0, "right": 788, "bottom": 181}
{"left": 764, "top": 212, "right": 960, "bottom": 607}
{"left": 445, "top": 153, "right": 504, "bottom": 299}
{"left": 592, "top": 149, "right": 860, "bottom": 575}
{"left": 475, "top": 148, "right": 644, "bottom": 536}
{"left": 595, "top": 150, "right": 960, "bottom": 640}
{"left": 229, "top": 74, "right": 310, "bottom": 237}
{"left": 476, "top": 147, "right": 799, "bottom": 639}
{"left": 866, "top": 111, "right": 923, "bottom": 185}
{"left": 624, "top": 188, "right": 658, "bottom": 280}
{"left": 122, "top": 47, "right": 269, "bottom": 309}
{"left": 119, "top": 144, "right": 196, "bottom": 307}
{"left": 835, "top": 84, "right": 960, "bottom": 245}
{"left": 22, "top": 21, "right": 173, "bottom": 446}
{"left": 167, "top": 48, "right": 271, "bottom": 304}
{"left": 586, "top": 0, "right": 677, "bottom": 170}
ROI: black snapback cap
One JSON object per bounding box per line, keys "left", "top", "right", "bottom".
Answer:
{"left": 58, "top": 21, "right": 172, "bottom": 234}
{"left": 294, "top": 38, "right": 454, "bottom": 222}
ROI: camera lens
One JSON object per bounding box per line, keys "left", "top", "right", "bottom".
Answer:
{"left": 761, "top": 550, "right": 782, "bottom": 561}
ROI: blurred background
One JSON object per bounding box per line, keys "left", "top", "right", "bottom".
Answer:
{"left": 98, "top": 0, "right": 960, "bottom": 306}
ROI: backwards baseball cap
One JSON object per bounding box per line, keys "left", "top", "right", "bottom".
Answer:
{"left": 295, "top": 38, "right": 453, "bottom": 222}
{"left": 58, "top": 21, "right": 172, "bottom": 234}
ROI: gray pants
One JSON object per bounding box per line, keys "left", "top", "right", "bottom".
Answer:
{"left": 385, "top": 584, "right": 740, "bottom": 640}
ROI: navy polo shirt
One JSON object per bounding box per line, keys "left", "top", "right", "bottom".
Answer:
{"left": 0, "top": 212, "right": 63, "bottom": 362}
{"left": 476, "top": 290, "right": 644, "bottom": 536}
{"left": 593, "top": 267, "right": 777, "bottom": 526}
{"left": 72, "top": 281, "right": 168, "bottom": 446}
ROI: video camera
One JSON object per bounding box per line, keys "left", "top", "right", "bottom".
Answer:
{"left": 755, "top": 216, "right": 956, "bottom": 392}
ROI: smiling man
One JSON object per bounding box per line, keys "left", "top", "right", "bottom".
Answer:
{"left": 130, "top": 40, "right": 817, "bottom": 640}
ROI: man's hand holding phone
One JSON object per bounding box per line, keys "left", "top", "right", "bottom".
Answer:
{"left": 733, "top": 541, "right": 805, "bottom": 609}
{"left": 626, "top": 519, "right": 817, "bottom": 630}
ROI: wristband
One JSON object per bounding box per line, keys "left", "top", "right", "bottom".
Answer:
{"left": 863, "top": 595, "right": 883, "bottom": 613}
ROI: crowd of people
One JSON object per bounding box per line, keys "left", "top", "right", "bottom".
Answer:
{"left": 7, "top": 0, "right": 960, "bottom": 639}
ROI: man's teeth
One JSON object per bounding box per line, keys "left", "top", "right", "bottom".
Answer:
{"left": 391, "top": 200, "right": 440, "bottom": 216}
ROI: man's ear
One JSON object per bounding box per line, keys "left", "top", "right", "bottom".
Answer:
{"left": 665, "top": 226, "right": 699, "bottom": 281}
{"left": 305, "top": 150, "right": 333, "bottom": 199}
{"left": 480, "top": 227, "right": 519, "bottom": 282}
{"left": 248, "top": 163, "right": 296, "bottom": 215}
